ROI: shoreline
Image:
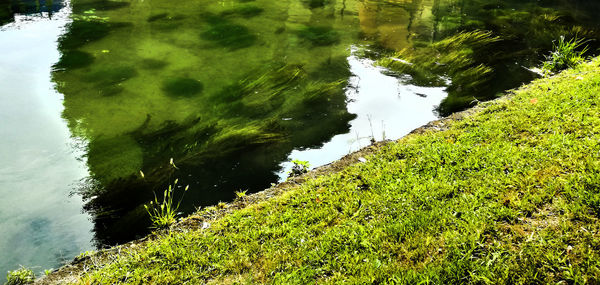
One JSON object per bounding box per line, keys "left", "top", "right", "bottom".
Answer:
{"left": 35, "top": 87, "right": 497, "bottom": 284}
{"left": 37, "top": 58, "right": 600, "bottom": 283}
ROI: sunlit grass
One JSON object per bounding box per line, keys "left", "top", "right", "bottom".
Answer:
{"left": 143, "top": 160, "right": 190, "bottom": 229}
{"left": 73, "top": 59, "right": 600, "bottom": 284}
{"left": 6, "top": 266, "right": 35, "bottom": 285}
{"left": 543, "top": 36, "right": 589, "bottom": 73}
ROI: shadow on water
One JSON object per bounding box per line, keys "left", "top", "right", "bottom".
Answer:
{"left": 51, "top": 0, "right": 356, "bottom": 245}
{"left": 48, "top": 0, "right": 600, "bottom": 246}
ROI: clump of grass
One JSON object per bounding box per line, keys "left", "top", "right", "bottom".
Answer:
{"left": 6, "top": 267, "right": 35, "bottom": 285}
{"left": 543, "top": 36, "right": 589, "bottom": 73}
{"left": 235, "top": 190, "right": 247, "bottom": 199}
{"left": 144, "top": 159, "right": 190, "bottom": 229}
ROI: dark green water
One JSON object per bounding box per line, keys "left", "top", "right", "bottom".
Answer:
{"left": 2, "top": 0, "right": 600, "bottom": 278}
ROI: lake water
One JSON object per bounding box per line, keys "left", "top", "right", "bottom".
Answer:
{"left": 2, "top": 0, "right": 600, "bottom": 279}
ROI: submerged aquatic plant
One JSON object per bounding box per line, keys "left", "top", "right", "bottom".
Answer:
{"left": 144, "top": 159, "right": 189, "bottom": 229}
{"left": 53, "top": 50, "right": 95, "bottom": 70}
{"left": 200, "top": 17, "right": 257, "bottom": 50}
{"left": 543, "top": 36, "right": 589, "bottom": 73}
{"left": 6, "top": 266, "right": 35, "bottom": 285}
{"left": 378, "top": 30, "right": 501, "bottom": 115}
{"left": 297, "top": 26, "right": 340, "bottom": 46}
{"left": 221, "top": 5, "right": 264, "bottom": 18}
{"left": 378, "top": 30, "right": 500, "bottom": 87}
{"left": 161, "top": 77, "right": 204, "bottom": 97}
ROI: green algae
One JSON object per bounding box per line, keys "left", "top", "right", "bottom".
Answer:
{"left": 146, "top": 13, "right": 169, "bottom": 22}
{"left": 303, "top": 0, "right": 330, "bottom": 9}
{"left": 297, "top": 26, "right": 340, "bottom": 46}
{"left": 58, "top": 19, "right": 132, "bottom": 50}
{"left": 72, "top": 0, "right": 129, "bottom": 14}
{"left": 221, "top": 5, "right": 264, "bottom": 18}
{"left": 147, "top": 14, "right": 186, "bottom": 31}
{"left": 53, "top": 50, "right": 95, "bottom": 70}
{"left": 161, "top": 78, "right": 204, "bottom": 97}
{"left": 139, "top": 58, "right": 169, "bottom": 70}
{"left": 200, "top": 20, "right": 257, "bottom": 50}
{"left": 84, "top": 66, "right": 138, "bottom": 84}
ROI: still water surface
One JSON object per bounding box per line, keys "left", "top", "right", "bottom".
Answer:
{"left": 0, "top": 0, "right": 93, "bottom": 278}
{"left": 2, "top": 0, "right": 600, "bottom": 278}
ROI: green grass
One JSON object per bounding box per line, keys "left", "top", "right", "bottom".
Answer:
{"left": 72, "top": 59, "right": 600, "bottom": 283}
{"left": 6, "top": 267, "right": 35, "bottom": 285}
{"left": 543, "top": 36, "right": 589, "bottom": 73}
{"left": 144, "top": 161, "right": 190, "bottom": 229}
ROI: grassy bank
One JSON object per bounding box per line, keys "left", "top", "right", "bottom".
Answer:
{"left": 42, "top": 58, "right": 600, "bottom": 284}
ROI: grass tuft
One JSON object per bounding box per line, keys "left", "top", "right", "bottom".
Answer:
{"left": 542, "top": 36, "right": 589, "bottom": 73}
{"left": 143, "top": 160, "right": 190, "bottom": 229}
{"left": 6, "top": 267, "right": 35, "bottom": 285}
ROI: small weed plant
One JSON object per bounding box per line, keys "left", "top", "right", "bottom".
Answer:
{"left": 144, "top": 159, "right": 189, "bottom": 229}
{"left": 235, "top": 190, "right": 247, "bottom": 199}
{"left": 6, "top": 267, "right": 35, "bottom": 285}
{"left": 543, "top": 36, "right": 588, "bottom": 73}
{"left": 289, "top": 159, "right": 310, "bottom": 177}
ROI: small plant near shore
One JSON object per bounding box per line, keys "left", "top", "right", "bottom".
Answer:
{"left": 144, "top": 159, "right": 189, "bottom": 229}
{"left": 76, "top": 251, "right": 95, "bottom": 260}
{"left": 6, "top": 266, "right": 35, "bottom": 285}
{"left": 543, "top": 36, "right": 588, "bottom": 73}
{"left": 235, "top": 190, "right": 247, "bottom": 199}
{"left": 288, "top": 159, "right": 310, "bottom": 177}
